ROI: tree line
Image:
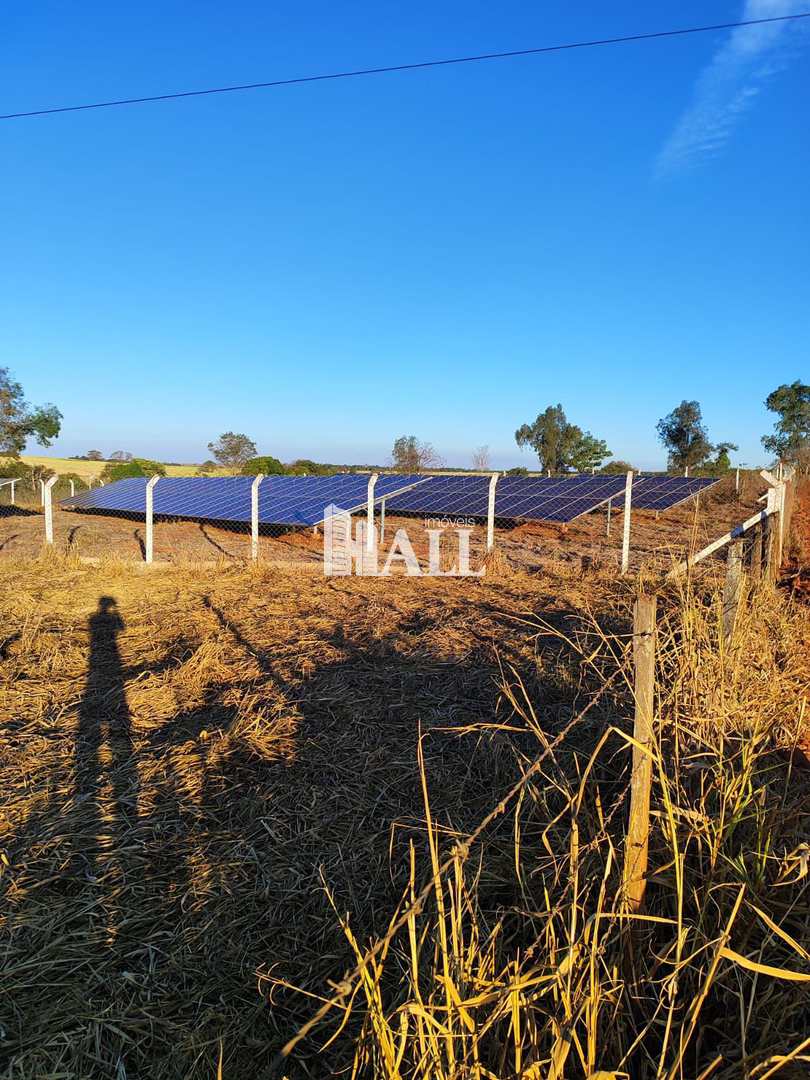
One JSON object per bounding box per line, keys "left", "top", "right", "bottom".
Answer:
{"left": 1, "top": 365, "right": 808, "bottom": 481}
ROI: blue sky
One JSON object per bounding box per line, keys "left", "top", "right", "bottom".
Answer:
{"left": 3, "top": 1, "right": 808, "bottom": 469}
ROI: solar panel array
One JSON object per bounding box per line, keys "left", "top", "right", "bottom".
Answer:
{"left": 60, "top": 472, "right": 718, "bottom": 527}
{"left": 60, "top": 474, "right": 427, "bottom": 527}
{"left": 257, "top": 474, "right": 425, "bottom": 526}
{"left": 386, "top": 473, "right": 628, "bottom": 523}
{"left": 631, "top": 475, "right": 719, "bottom": 510}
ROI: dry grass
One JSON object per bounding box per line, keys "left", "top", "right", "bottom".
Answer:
{"left": 18, "top": 455, "right": 223, "bottom": 479}
{"left": 0, "top": 540, "right": 808, "bottom": 1078}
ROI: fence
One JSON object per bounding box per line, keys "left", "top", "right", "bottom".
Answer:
{"left": 0, "top": 466, "right": 793, "bottom": 575}
{"left": 621, "top": 466, "right": 798, "bottom": 911}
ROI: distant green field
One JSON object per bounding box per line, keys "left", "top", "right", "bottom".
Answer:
{"left": 19, "top": 455, "right": 228, "bottom": 478}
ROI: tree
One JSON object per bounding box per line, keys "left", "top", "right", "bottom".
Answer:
{"left": 471, "top": 445, "right": 491, "bottom": 471}
{"left": 207, "top": 432, "right": 257, "bottom": 470}
{"left": 101, "top": 461, "right": 144, "bottom": 482}
{"left": 391, "top": 436, "right": 441, "bottom": 473}
{"left": 196, "top": 459, "right": 219, "bottom": 476}
{"left": 109, "top": 450, "right": 133, "bottom": 462}
{"left": 762, "top": 381, "right": 809, "bottom": 467}
{"left": 0, "top": 367, "right": 62, "bottom": 457}
{"left": 600, "top": 459, "right": 634, "bottom": 474}
{"left": 100, "top": 457, "right": 166, "bottom": 483}
{"left": 30, "top": 464, "right": 55, "bottom": 485}
{"left": 288, "top": 459, "right": 333, "bottom": 476}
{"left": 86, "top": 450, "right": 104, "bottom": 461}
{"left": 568, "top": 432, "right": 612, "bottom": 472}
{"left": 0, "top": 457, "right": 29, "bottom": 480}
{"left": 240, "top": 455, "right": 285, "bottom": 476}
{"left": 515, "top": 405, "right": 611, "bottom": 473}
{"left": 656, "top": 401, "right": 715, "bottom": 472}
{"left": 709, "top": 442, "right": 738, "bottom": 475}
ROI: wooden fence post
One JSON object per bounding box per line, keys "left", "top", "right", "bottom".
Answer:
{"left": 722, "top": 541, "right": 744, "bottom": 644}
{"left": 749, "top": 523, "right": 762, "bottom": 581}
{"left": 762, "top": 514, "right": 773, "bottom": 581}
{"left": 623, "top": 595, "right": 657, "bottom": 912}
{"left": 781, "top": 478, "right": 795, "bottom": 560}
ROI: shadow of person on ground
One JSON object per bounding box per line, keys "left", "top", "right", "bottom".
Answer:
{"left": 74, "top": 597, "right": 139, "bottom": 913}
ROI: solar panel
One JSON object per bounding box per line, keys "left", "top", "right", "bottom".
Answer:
{"left": 632, "top": 476, "right": 719, "bottom": 511}
{"left": 386, "top": 474, "right": 628, "bottom": 523}
{"left": 61, "top": 476, "right": 151, "bottom": 513}
{"left": 60, "top": 474, "right": 427, "bottom": 527}
{"left": 257, "top": 474, "right": 426, "bottom": 526}
{"left": 385, "top": 475, "right": 492, "bottom": 517}
{"left": 57, "top": 472, "right": 719, "bottom": 528}
{"left": 495, "top": 475, "right": 626, "bottom": 522}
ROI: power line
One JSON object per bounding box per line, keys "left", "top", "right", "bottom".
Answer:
{"left": 2, "top": 11, "right": 809, "bottom": 122}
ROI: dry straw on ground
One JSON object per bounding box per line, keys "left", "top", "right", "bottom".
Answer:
{"left": 1, "top": 502, "right": 809, "bottom": 1079}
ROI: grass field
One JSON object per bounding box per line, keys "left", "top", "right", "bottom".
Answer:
{"left": 1, "top": 484, "right": 808, "bottom": 1078}
{"left": 20, "top": 454, "right": 225, "bottom": 478}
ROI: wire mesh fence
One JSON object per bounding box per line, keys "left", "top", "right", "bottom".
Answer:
{"left": 0, "top": 467, "right": 780, "bottom": 578}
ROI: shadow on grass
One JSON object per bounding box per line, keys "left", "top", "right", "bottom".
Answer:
{"left": 0, "top": 587, "right": 628, "bottom": 1080}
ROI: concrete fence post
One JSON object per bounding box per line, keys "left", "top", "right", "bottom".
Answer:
{"left": 486, "top": 472, "right": 500, "bottom": 551}
{"left": 9, "top": 479, "right": 16, "bottom": 506}
{"left": 251, "top": 474, "right": 264, "bottom": 561}
{"left": 69, "top": 479, "right": 75, "bottom": 497}
{"left": 43, "top": 475, "right": 58, "bottom": 545}
{"left": 366, "top": 473, "right": 378, "bottom": 553}
{"left": 380, "top": 498, "right": 386, "bottom": 545}
{"left": 621, "top": 471, "right": 633, "bottom": 575}
{"left": 145, "top": 476, "right": 160, "bottom": 564}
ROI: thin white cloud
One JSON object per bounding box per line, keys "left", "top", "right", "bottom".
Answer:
{"left": 656, "top": 0, "right": 805, "bottom": 175}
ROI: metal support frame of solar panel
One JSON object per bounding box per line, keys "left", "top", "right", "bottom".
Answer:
{"left": 387, "top": 473, "right": 628, "bottom": 524}
{"left": 631, "top": 476, "right": 719, "bottom": 511}
{"left": 60, "top": 474, "right": 429, "bottom": 527}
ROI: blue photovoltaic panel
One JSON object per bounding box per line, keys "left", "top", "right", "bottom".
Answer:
{"left": 257, "top": 474, "right": 426, "bottom": 526}
{"left": 60, "top": 474, "right": 427, "bottom": 527}
{"left": 495, "top": 475, "right": 626, "bottom": 522}
{"left": 386, "top": 475, "right": 492, "bottom": 517}
{"left": 61, "top": 476, "right": 151, "bottom": 513}
{"left": 387, "top": 474, "right": 627, "bottom": 523}
{"left": 57, "top": 473, "right": 718, "bottom": 526}
{"left": 632, "top": 476, "right": 719, "bottom": 511}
